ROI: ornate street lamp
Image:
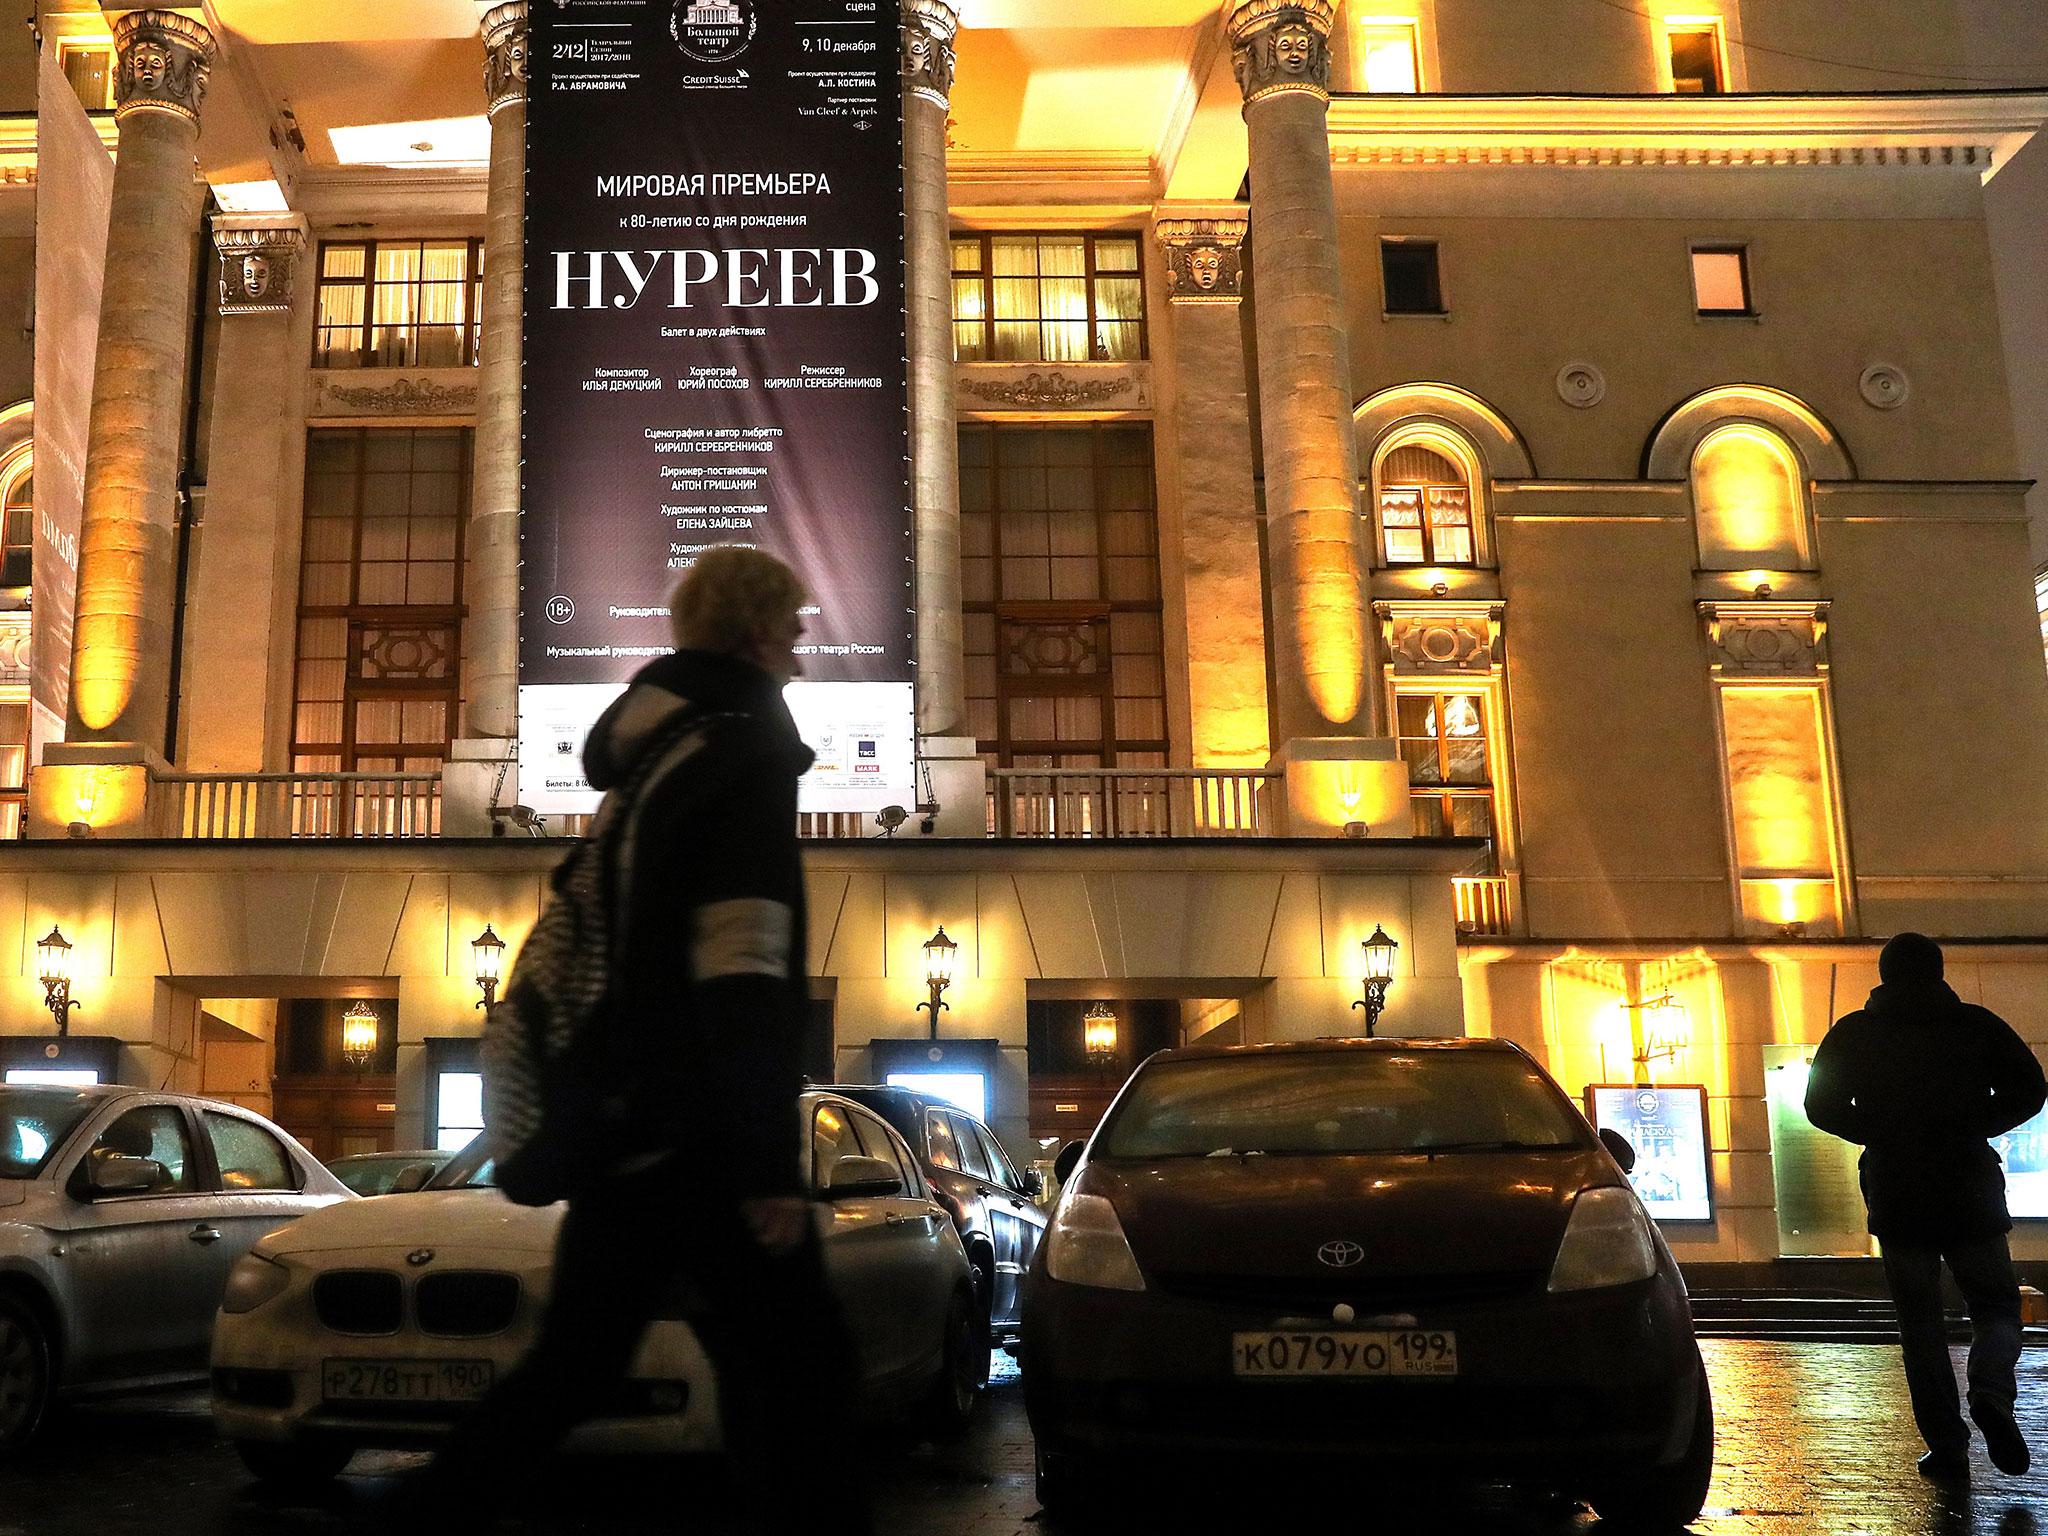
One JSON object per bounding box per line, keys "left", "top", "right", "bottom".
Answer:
{"left": 37, "top": 926, "right": 77, "bottom": 1037}
{"left": 340, "top": 1002, "right": 381, "bottom": 1072}
{"left": 1353, "top": 924, "right": 1399, "bottom": 1036}
{"left": 1083, "top": 1002, "right": 1119, "bottom": 1065}
{"left": 917, "top": 926, "right": 957, "bottom": 1039}
{"left": 471, "top": 925, "right": 507, "bottom": 1010}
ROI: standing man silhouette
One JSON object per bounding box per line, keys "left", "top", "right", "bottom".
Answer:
{"left": 1806, "top": 932, "right": 2046, "bottom": 1483}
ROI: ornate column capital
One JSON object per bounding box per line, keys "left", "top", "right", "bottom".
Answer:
{"left": 213, "top": 215, "right": 307, "bottom": 316}
{"left": 482, "top": 1, "right": 530, "bottom": 118}
{"left": 1228, "top": 0, "right": 1336, "bottom": 105}
{"left": 112, "top": 9, "right": 217, "bottom": 126}
{"left": 1156, "top": 214, "right": 1250, "bottom": 303}
{"left": 902, "top": 0, "right": 960, "bottom": 110}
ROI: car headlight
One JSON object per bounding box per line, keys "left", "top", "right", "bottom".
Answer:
{"left": 1547, "top": 1186, "right": 1658, "bottom": 1293}
{"left": 1044, "top": 1192, "right": 1146, "bottom": 1293}
{"left": 221, "top": 1253, "right": 292, "bottom": 1315}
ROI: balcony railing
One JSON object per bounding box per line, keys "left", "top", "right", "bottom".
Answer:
{"left": 1453, "top": 876, "right": 1513, "bottom": 936}
{"left": 987, "top": 768, "right": 1278, "bottom": 839}
{"left": 154, "top": 772, "right": 441, "bottom": 840}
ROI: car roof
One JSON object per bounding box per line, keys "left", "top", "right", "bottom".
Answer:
{"left": 1147, "top": 1036, "right": 1526, "bottom": 1065}
{"left": 825, "top": 1083, "right": 975, "bottom": 1123}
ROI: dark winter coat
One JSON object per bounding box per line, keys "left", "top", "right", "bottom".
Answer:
{"left": 581, "top": 648, "right": 814, "bottom": 1200}
{"left": 1804, "top": 980, "right": 2047, "bottom": 1243}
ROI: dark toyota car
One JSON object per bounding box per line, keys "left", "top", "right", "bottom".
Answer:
{"left": 1021, "top": 1038, "right": 1711, "bottom": 1528}
{"left": 831, "top": 1086, "right": 1048, "bottom": 1342}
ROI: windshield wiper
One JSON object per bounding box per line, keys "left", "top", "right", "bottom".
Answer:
{"left": 1415, "top": 1140, "right": 1574, "bottom": 1155}
{"left": 1203, "top": 1147, "right": 1266, "bottom": 1158}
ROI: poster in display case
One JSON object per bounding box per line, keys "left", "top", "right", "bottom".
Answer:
{"left": 1584, "top": 1083, "right": 1715, "bottom": 1223}
{"left": 1995, "top": 1107, "right": 2048, "bottom": 1220}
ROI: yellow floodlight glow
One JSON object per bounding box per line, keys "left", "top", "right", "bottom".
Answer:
{"left": 1693, "top": 423, "right": 1805, "bottom": 566}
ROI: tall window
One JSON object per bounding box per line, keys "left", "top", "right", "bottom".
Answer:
{"left": 1661, "top": 18, "right": 1726, "bottom": 93}
{"left": 292, "top": 429, "right": 469, "bottom": 772}
{"left": 1691, "top": 424, "right": 1809, "bottom": 570}
{"left": 1719, "top": 685, "right": 1844, "bottom": 934}
{"left": 314, "top": 241, "right": 485, "bottom": 369}
{"left": 1356, "top": 19, "right": 1421, "bottom": 92}
{"left": 1376, "top": 439, "right": 1476, "bottom": 566}
{"left": 959, "top": 424, "right": 1166, "bottom": 768}
{"left": 0, "top": 698, "right": 24, "bottom": 840}
{"left": 951, "top": 234, "right": 1146, "bottom": 363}
{"left": 1397, "top": 691, "right": 1495, "bottom": 839}
{"left": 1, "top": 471, "right": 27, "bottom": 589}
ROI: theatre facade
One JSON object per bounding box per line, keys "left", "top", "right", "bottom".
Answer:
{"left": 6, "top": 0, "right": 2048, "bottom": 1273}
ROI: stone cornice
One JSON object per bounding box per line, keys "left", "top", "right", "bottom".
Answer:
{"left": 1324, "top": 91, "right": 2048, "bottom": 182}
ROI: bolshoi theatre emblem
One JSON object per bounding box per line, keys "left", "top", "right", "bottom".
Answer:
{"left": 672, "top": 0, "right": 756, "bottom": 63}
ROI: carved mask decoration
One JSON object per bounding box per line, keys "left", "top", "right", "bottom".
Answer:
{"left": 241, "top": 254, "right": 272, "bottom": 301}
{"left": 128, "top": 40, "right": 171, "bottom": 94}
{"left": 1272, "top": 22, "right": 1316, "bottom": 75}
{"left": 1189, "top": 248, "right": 1225, "bottom": 291}
{"left": 504, "top": 35, "right": 528, "bottom": 84}
{"left": 904, "top": 27, "right": 931, "bottom": 71}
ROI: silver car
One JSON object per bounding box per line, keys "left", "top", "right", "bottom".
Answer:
{"left": 0, "top": 1084, "right": 350, "bottom": 1447}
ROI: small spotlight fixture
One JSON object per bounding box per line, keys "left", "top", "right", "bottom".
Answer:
{"left": 1352, "top": 924, "right": 1399, "bottom": 1035}
{"left": 875, "top": 804, "right": 908, "bottom": 836}
{"left": 37, "top": 926, "right": 77, "bottom": 1037}
{"left": 918, "top": 926, "right": 958, "bottom": 1038}
{"left": 340, "top": 1001, "right": 381, "bottom": 1072}
{"left": 471, "top": 924, "right": 507, "bottom": 1010}
{"left": 1753, "top": 581, "right": 1773, "bottom": 600}
{"left": 1341, "top": 820, "right": 1370, "bottom": 839}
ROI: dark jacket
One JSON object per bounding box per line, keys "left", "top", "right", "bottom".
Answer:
{"left": 582, "top": 648, "right": 815, "bottom": 1200}
{"left": 1804, "top": 980, "right": 2047, "bottom": 1242}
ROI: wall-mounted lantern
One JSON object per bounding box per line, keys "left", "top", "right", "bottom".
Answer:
{"left": 1083, "top": 1002, "right": 1120, "bottom": 1065}
{"left": 1627, "top": 993, "right": 1692, "bottom": 1082}
{"left": 36, "top": 926, "right": 77, "bottom": 1037}
{"left": 340, "top": 1001, "right": 381, "bottom": 1072}
{"left": 1352, "top": 924, "right": 1399, "bottom": 1036}
{"left": 471, "top": 925, "right": 507, "bottom": 1011}
{"left": 917, "top": 926, "right": 958, "bottom": 1039}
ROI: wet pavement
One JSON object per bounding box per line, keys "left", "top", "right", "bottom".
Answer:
{"left": 0, "top": 1342, "right": 2043, "bottom": 1535}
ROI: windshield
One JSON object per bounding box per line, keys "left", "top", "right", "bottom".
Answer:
{"left": 0, "top": 1088, "right": 97, "bottom": 1179}
{"left": 425, "top": 1136, "right": 495, "bottom": 1190}
{"left": 1097, "top": 1051, "right": 1589, "bottom": 1160}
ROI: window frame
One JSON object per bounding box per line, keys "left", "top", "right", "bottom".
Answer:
{"left": 958, "top": 422, "right": 1169, "bottom": 770}
{"left": 1379, "top": 237, "right": 1446, "bottom": 318}
{"left": 949, "top": 231, "right": 1149, "bottom": 364}
{"left": 1689, "top": 243, "right": 1755, "bottom": 318}
{"left": 313, "top": 238, "right": 486, "bottom": 370}
{"left": 1656, "top": 15, "right": 1730, "bottom": 95}
{"left": 1394, "top": 686, "right": 1499, "bottom": 844}
{"left": 1354, "top": 16, "right": 1424, "bottom": 93}
{"left": 1371, "top": 429, "right": 1486, "bottom": 569}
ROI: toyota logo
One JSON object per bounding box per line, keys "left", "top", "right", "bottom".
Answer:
{"left": 1317, "top": 1240, "right": 1365, "bottom": 1269}
{"left": 406, "top": 1249, "right": 436, "bottom": 1267}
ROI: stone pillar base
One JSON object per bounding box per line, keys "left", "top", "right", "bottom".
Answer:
{"left": 29, "top": 742, "right": 167, "bottom": 840}
{"left": 441, "top": 737, "right": 518, "bottom": 839}
{"left": 917, "top": 735, "right": 989, "bottom": 839}
{"left": 1270, "top": 738, "right": 1411, "bottom": 839}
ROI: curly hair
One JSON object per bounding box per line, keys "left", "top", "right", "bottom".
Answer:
{"left": 667, "top": 546, "right": 808, "bottom": 654}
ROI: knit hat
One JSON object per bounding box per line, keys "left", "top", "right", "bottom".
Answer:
{"left": 1878, "top": 932, "right": 1943, "bottom": 985}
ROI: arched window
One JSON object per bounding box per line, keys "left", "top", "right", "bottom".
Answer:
{"left": 1690, "top": 424, "right": 1810, "bottom": 571}
{"left": 2, "top": 467, "right": 29, "bottom": 589}
{"left": 1374, "top": 434, "right": 1479, "bottom": 567}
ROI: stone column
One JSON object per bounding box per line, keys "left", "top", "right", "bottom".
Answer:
{"left": 444, "top": 1, "right": 528, "bottom": 835}
{"left": 1155, "top": 213, "right": 1270, "bottom": 769}
{"left": 903, "top": 0, "right": 964, "bottom": 742}
{"left": 182, "top": 216, "right": 308, "bottom": 773}
{"left": 65, "top": 8, "right": 215, "bottom": 749}
{"left": 461, "top": 0, "right": 527, "bottom": 744}
{"left": 1230, "top": 0, "right": 1377, "bottom": 745}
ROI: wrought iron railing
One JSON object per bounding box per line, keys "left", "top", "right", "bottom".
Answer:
{"left": 986, "top": 768, "right": 1278, "bottom": 839}
{"left": 154, "top": 772, "right": 441, "bottom": 840}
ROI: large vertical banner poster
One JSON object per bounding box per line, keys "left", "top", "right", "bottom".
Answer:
{"left": 523, "top": 0, "right": 912, "bottom": 814}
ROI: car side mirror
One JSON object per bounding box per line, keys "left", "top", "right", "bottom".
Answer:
{"left": 824, "top": 1155, "right": 903, "bottom": 1200}
{"left": 389, "top": 1163, "right": 435, "bottom": 1195}
{"left": 88, "top": 1155, "right": 166, "bottom": 1196}
{"left": 1052, "top": 1140, "right": 1085, "bottom": 1187}
{"left": 1597, "top": 1127, "right": 1637, "bottom": 1174}
{"left": 1021, "top": 1168, "right": 1045, "bottom": 1200}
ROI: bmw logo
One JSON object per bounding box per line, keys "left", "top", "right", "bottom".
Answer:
{"left": 406, "top": 1249, "right": 436, "bottom": 1267}
{"left": 1317, "top": 1240, "right": 1365, "bottom": 1268}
